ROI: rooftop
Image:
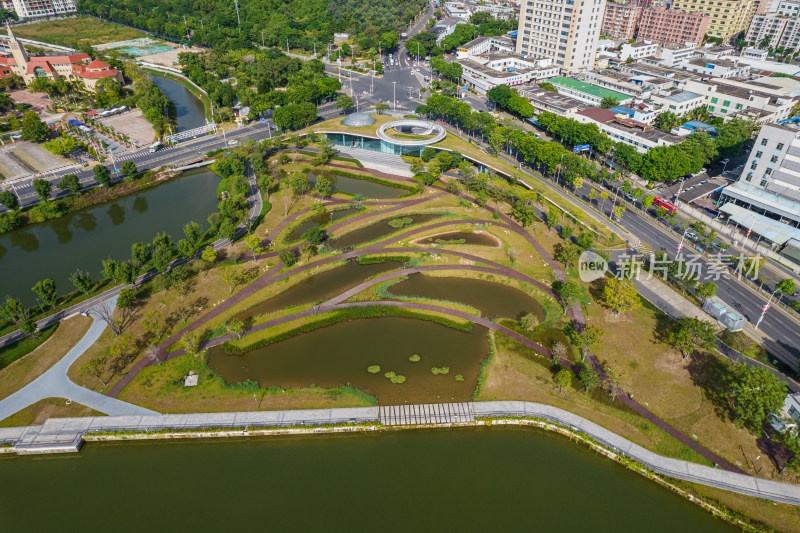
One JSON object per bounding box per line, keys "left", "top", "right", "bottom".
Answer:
{"left": 663, "top": 90, "right": 703, "bottom": 103}
{"left": 517, "top": 85, "right": 589, "bottom": 111}
{"left": 548, "top": 77, "right": 631, "bottom": 101}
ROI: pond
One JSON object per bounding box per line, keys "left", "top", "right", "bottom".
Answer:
{"left": 0, "top": 428, "right": 735, "bottom": 532}
{"left": 417, "top": 230, "right": 500, "bottom": 247}
{"left": 329, "top": 213, "right": 444, "bottom": 249}
{"left": 207, "top": 316, "right": 490, "bottom": 404}
{"left": 387, "top": 273, "right": 545, "bottom": 321}
{"left": 0, "top": 169, "right": 220, "bottom": 305}
{"left": 285, "top": 206, "right": 362, "bottom": 243}
{"left": 308, "top": 171, "right": 410, "bottom": 199}
{"left": 233, "top": 260, "right": 402, "bottom": 322}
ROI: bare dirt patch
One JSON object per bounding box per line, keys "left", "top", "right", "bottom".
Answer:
{"left": 0, "top": 397, "right": 104, "bottom": 427}
{"left": 139, "top": 46, "right": 205, "bottom": 68}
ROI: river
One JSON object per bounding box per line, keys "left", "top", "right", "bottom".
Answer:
{"left": 0, "top": 428, "right": 734, "bottom": 531}
{"left": 149, "top": 74, "right": 206, "bottom": 132}
{"left": 0, "top": 169, "right": 220, "bottom": 304}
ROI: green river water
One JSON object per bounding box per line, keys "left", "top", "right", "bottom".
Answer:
{"left": 0, "top": 428, "right": 734, "bottom": 531}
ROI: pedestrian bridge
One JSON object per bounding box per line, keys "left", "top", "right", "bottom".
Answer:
{"left": 168, "top": 123, "right": 218, "bottom": 143}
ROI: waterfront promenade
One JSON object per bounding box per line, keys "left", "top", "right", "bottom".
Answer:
{"left": 1, "top": 400, "right": 799, "bottom": 506}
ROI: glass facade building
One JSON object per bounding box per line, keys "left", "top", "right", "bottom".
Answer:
{"left": 325, "top": 133, "right": 427, "bottom": 157}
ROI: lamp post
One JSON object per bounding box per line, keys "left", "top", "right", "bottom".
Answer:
{"left": 555, "top": 152, "right": 567, "bottom": 185}
{"left": 393, "top": 81, "right": 396, "bottom": 110}
{"left": 755, "top": 287, "right": 779, "bottom": 330}
{"left": 677, "top": 227, "right": 688, "bottom": 255}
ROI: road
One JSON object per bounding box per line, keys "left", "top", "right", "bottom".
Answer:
{"left": 4, "top": 121, "right": 277, "bottom": 207}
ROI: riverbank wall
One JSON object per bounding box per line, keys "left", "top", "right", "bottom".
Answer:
{"left": 1, "top": 400, "right": 799, "bottom": 509}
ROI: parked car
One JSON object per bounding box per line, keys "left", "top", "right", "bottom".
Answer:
{"left": 625, "top": 193, "right": 635, "bottom": 201}
{"left": 686, "top": 231, "right": 698, "bottom": 240}
{"left": 720, "top": 158, "right": 730, "bottom": 165}
{"left": 228, "top": 139, "right": 239, "bottom": 146}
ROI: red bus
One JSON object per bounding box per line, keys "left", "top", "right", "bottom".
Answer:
{"left": 652, "top": 196, "right": 677, "bottom": 214}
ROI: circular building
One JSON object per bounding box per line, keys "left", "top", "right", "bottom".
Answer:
{"left": 376, "top": 119, "right": 446, "bottom": 146}
{"left": 341, "top": 112, "right": 376, "bottom": 127}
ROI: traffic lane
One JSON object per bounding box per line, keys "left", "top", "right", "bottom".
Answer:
{"left": 617, "top": 208, "right": 797, "bottom": 357}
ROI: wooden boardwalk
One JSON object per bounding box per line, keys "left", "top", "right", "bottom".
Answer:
{"left": 379, "top": 403, "right": 475, "bottom": 426}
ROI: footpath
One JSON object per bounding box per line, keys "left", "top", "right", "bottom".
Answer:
{"left": 1, "top": 400, "right": 799, "bottom": 506}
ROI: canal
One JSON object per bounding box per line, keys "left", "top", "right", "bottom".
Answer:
{"left": 149, "top": 74, "right": 206, "bottom": 132}
{"left": 0, "top": 428, "right": 734, "bottom": 531}
{"left": 0, "top": 169, "right": 220, "bottom": 304}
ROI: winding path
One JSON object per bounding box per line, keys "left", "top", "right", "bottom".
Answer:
{"left": 0, "top": 295, "right": 156, "bottom": 420}
{"left": 105, "top": 169, "right": 746, "bottom": 473}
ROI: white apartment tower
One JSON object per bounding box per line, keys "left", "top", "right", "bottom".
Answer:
{"left": 516, "top": 0, "right": 606, "bottom": 74}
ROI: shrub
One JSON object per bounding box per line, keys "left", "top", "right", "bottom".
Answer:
{"left": 431, "top": 366, "right": 450, "bottom": 375}
{"left": 455, "top": 374, "right": 464, "bottom": 381}
{"left": 367, "top": 365, "right": 381, "bottom": 373}
{"left": 409, "top": 354, "right": 421, "bottom": 362}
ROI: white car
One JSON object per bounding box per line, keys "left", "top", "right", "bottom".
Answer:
{"left": 686, "top": 231, "right": 698, "bottom": 240}
{"left": 227, "top": 139, "right": 239, "bottom": 146}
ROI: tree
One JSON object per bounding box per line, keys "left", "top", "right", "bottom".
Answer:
{"left": 554, "top": 367, "right": 573, "bottom": 395}
{"left": 641, "top": 195, "right": 654, "bottom": 210}
{"left": 554, "top": 280, "right": 581, "bottom": 312}
{"left": 221, "top": 264, "right": 245, "bottom": 294}
{"left": 117, "top": 286, "right": 137, "bottom": 309}
{"left": 31, "top": 278, "right": 57, "bottom": 308}
{"left": 576, "top": 232, "right": 594, "bottom": 250}
{"left": 600, "top": 96, "right": 619, "bottom": 109}
{"left": 776, "top": 278, "right": 797, "bottom": 299}
{"left": 121, "top": 160, "right": 138, "bottom": 178}
{"left": 667, "top": 317, "right": 717, "bottom": 362}
{"left": 0, "top": 190, "right": 19, "bottom": 211}
{"left": 58, "top": 174, "right": 81, "bottom": 195}
{"left": 32, "top": 178, "right": 51, "bottom": 202}
{"left": 603, "top": 277, "right": 640, "bottom": 316}
{"left": 553, "top": 242, "right": 580, "bottom": 268}
{"left": 547, "top": 205, "right": 561, "bottom": 229}
{"left": 20, "top": 111, "right": 50, "bottom": 142}
{"left": 654, "top": 111, "right": 681, "bottom": 132}
{"left": 130, "top": 242, "right": 151, "bottom": 272}
{"left": 375, "top": 102, "right": 389, "bottom": 115}
{"left": 335, "top": 94, "right": 353, "bottom": 114}
{"left": 80, "top": 359, "right": 109, "bottom": 388}
{"left": 201, "top": 246, "right": 217, "bottom": 275}
{"left": 567, "top": 323, "right": 601, "bottom": 360}
{"left": 579, "top": 362, "right": 600, "bottom": 392}
{"left": 520, "top": 312, "right": 539, "bottom": 330}
{"left": 43, "top": 135, "right": 78, "bottom": 155}
{"left": 181, "top": 331, "right": 201, "bottom": 356}
{"left": 244, "top": 234, "right": 265, "bottom": 262}
{"left": 696, "top": 281, "right": 718, "bottom": 299}
{"left": 302, "top": 225, "right": 326, "bottom": 245}
{"left": 226, "top": 318, "right": 246, "bottom": 339}
{"left": 71, "top": 269, "right": 92, "bottom": 293}
{"left": 279, "top": 248, "right": 297, "bottom": 267}
{"left": 101, "top": 258, "right": 120, "bottom": 282}
{"left": 725, "top": 362, "right": 787, "bottom": 433}
{"left": 315, "top": 176, "right": 333, "bottom": 198}
{"left": 93, "top": 165, "right": 112, "bottom": 188}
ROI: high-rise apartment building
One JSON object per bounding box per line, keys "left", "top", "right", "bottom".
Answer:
{"left": 638, "top": 7, "right": 710, "bottom": 45}
{"left": 517, "top": 0, "right": 606, "bottom": 73}
{"left": 600, "top": 2, "right": 642, "bottom": 39}
{"left": 746, "top": 0, "right": 800, "bottom": 48}
{"left": 670, "top": 0, "right": 756, "bottom": 40}
{"left": 9, "top": 0, "right": 76, "bottom": 19}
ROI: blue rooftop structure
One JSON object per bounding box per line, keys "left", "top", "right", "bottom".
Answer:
{"left": 609, "top": 106, "right": 635, "bottom": 117}
{"left": 508, "top": 30, "right": 518, "bottom": 37}
{"left": 681, "top": 120, "right": 717, "bottom": 136}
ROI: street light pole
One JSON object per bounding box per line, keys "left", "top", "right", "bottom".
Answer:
{"left": 677, "top": 228, "right": 688, "bottom": 255}
{"left": 555, "top": 152, "right": 566, "bottom": 185}
{"left": 755, "top": 288, "right": 779, "bottom": 330}
{"left": 393, "top": 81, "right": 396, "bottom": 110}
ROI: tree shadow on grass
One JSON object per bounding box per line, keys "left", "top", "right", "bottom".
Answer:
{"left": 685, "top": 350, "right": 733, "bottom": 422}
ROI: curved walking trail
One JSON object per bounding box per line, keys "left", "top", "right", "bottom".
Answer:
{"left": 0, "top": 295, "right": 156, "bottom": 421}
{"left": 105, "top": 179, "right": 748, "bottom": 474}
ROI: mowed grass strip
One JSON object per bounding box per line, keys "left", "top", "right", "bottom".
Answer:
{"left": 0, "top": 315, "right": 92, "bottom": 400}
{"left": 14, "top": 16, "right": 146, "bottom": 48}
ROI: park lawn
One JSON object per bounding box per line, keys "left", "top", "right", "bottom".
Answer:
{"left": 586, "top": 293, "right": 796, "bottom": 484}
{"left": 117, "top": 352, "right": 376, "bottom": 413}
{"left": 0, "top": 323, "right": 59, "bottom": 373}
{"left": 0, "top": 315, "right": 92, "bottom": 400}
{"left": 679, "top": 480, "right": 800, "bottom": 533}
{"left": 0, "top": 398, "right": 104, "bottom": 428}
{"left": 477, "top": 331, "right": 713, "bottom": 465}
{"left": 67, "top": 261, "right": 264, "bottom": 393}
{"left": 14, "top": 16, "right": 146, "bottom": 48}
